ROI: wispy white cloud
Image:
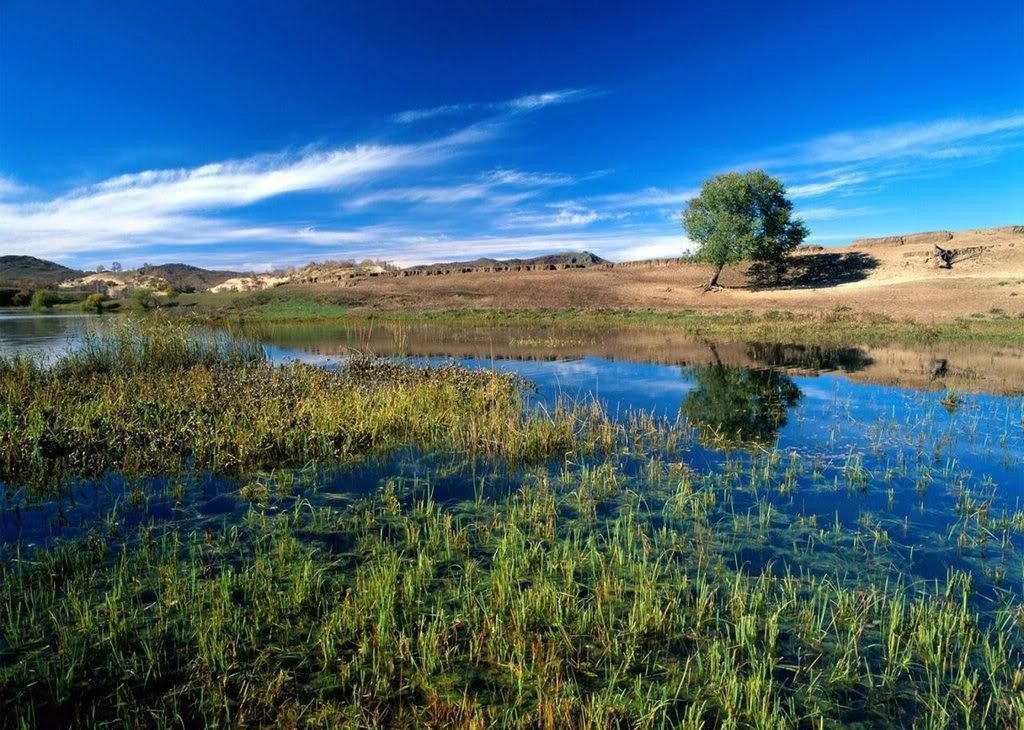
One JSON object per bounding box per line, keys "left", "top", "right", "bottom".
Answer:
{"left": 786, "top": 171, "right": 871, "bottom": 198}
{"left": 500, "top": 205, "right": 601, "bottom": 229}
{"left": 505, "top": 88, "right": 591, "bottom": 112}
{"left": 347, "top": 183, "right": 536, "bottom": 209}
{"left": 499, "top": 201, "right": 635, "bottom": 229}
{"left": 748, "top": 112, "right": 1024, "bottom": 203}
{"left": 393, "top": 88, "right": 594, "bottom": 124}
{"left": 483, "top": 168, "right": 575, "bottom": 186}
{"left": 393, "top": 103, "right": 474, "bottom": 124}
{"left": 921, "top": 145, "right": 1005, "bottom": 160}
{"left": 347, "top": 167, "right": 574, "bottom": 209}
{"left": 796, "top": 206, "right": 874, "bottom": 222}
{"left": 0, "top": 174, "right": 30, "bottom": 199}
{"left": 549, "top": 207, "right": 602, "bottom": 226}
{"left": 0, "top": 129, "right": 482, "bottom": 258}
{"left": 792, "top": 113, "right": 1024, "bottom": 165}
{"left": 587, "top": 186, "right": 698, "bottom": 209}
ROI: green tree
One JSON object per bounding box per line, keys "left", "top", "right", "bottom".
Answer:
{"left": 680, "top": 360, "right": 801, "bottom": 449}
{"left": 681, "top": 170, "right": 808, "bottom": 290}
{"left": 132, "top": 287, "right": 157, "bottom": 310}
{"left": 80, "top": 292, "right": 109, "bottom": 313}
{"left": 30, "top": 289, "right": 61, "bottom": 312}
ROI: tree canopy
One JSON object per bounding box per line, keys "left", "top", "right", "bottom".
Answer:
{"left": 29, "top": 289, "right": 61, "bottom": 312}
{"left": 681, "top": 170, "right": 807, "bottom": 289}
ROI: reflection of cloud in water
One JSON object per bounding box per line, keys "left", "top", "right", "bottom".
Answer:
{"left": 391, "top": 355, "right": 696, "bottom": 416}
{"left": 266, "top": 346, "right": 347, "bottom": 368}
{"left": 791, "top": 383, "right": 836, "bottom": 402}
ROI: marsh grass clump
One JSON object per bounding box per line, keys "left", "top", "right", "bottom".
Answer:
{"left": 0, "top": 325, "right": 606, "bottom": 491}
{"left": 941, "top": 388, "right": 962, "bottom": 413}
{"left": 62, "top": 322, "right": 266, "bottom": 376}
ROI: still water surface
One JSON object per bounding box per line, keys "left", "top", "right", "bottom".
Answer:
{"left": 3, "top": 313, "right": 1023, "bottom": 611}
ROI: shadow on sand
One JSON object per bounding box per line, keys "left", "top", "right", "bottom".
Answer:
{"left": 749, "top": 251, "right": 880, "bottom": 290}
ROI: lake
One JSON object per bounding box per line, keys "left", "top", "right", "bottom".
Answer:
{"left": 3, "top": 313, "right": 1023, "bottom": 594}
{"left": 3, "top": 312, "right": 1023, "bottom": 725}
{"left": 0, "top": 307, "right": 96, "bottom": 360}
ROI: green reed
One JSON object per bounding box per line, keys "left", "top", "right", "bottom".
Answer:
{"left": 1, "top": 458, "right": 1021, "bottom": 728}
{"left": 0, "top": 325, "right": 613, "bottom": 491}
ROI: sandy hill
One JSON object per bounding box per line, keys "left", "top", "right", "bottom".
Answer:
{"left": 210, "top": 260, "right": 396, "bottom": 292}
{"left": 59, "top": 271, "right": 173, "bottom": 297}
{"left": 60, "top": 263, "right": 245, "bottom": 296}
{"left": 295, "top": 225, "right": 1024, "bottom": 323}
{"left": 137, "top": 263, "right": 243, "bottom": 293}
{"left": 0, "top": 256, "right": 83, "bottom": 286}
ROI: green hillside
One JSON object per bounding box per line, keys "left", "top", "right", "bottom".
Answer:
{"left": 0, "top": 256, "right": 82, "bottom": 286}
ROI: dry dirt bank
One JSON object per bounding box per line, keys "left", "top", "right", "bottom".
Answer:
{"left": 302, "top": 226, "right": 1024, "bottom": 323}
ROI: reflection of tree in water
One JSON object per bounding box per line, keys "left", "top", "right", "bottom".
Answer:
{"left": 681, "top": 362, "right": 801, "bottom": 448}
{"left": 746, "top": 342, "right": 873, "bottom": 372}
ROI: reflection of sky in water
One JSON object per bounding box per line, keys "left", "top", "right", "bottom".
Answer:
{"left": 4, "top": 315, "right": 1024, "bottom": 602}
{"left": 263, "top": 343, "right": 1024, "bottom": 500}
{"left": 0, "top": 309, "right": 93, "bottom": 361}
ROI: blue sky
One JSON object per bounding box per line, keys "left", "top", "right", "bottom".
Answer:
{"left": 1, "top": 1, "right": 1022, "bottom": 271}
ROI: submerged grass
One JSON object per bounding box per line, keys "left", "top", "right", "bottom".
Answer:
{"left": 0, "top": 324, "right": 604, "bottom": 491}
{"left": 2, "top": 464, "right": 1021, "bottom": 728}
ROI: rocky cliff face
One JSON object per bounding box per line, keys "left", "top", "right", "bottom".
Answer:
{"left": 851, "top": 231, "right": 954, "bottom": 248}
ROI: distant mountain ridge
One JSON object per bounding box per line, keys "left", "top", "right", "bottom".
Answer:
{"left": 1, "top": 251, "right": 612, "bottom": 293}
{"left": 0, "top": 255, "right": 83, "bottom": 286}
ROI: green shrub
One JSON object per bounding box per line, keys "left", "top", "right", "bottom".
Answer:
{"left": 79, "top": 292, "right": 109, "bottom": 313}
{"left": 29, "top": 289, "right": 61, "bottom": 311}
{"left": 132, "top": 287, "right": 157, "bottom": 310}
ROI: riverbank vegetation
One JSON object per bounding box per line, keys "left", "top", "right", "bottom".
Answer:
{"left": 0, "top": 325, "right": 611, "bottom": 491}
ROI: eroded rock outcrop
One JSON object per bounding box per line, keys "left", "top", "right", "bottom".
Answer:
{"left": 852, "top": 231, "right": 953, "bottom": 248}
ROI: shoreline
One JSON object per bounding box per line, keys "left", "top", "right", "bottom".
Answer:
{"left": 179, "top": 293, "right": 1024, "bottom": 347}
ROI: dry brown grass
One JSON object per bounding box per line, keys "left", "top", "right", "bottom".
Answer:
{"left": 297, "top": 226, "right": 1024, "bottom": 323}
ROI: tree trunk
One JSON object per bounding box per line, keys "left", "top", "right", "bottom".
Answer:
{"left": 704, "top": 263, "right": 724, "bottom": 291}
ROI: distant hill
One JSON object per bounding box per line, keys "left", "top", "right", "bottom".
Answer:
{"left": 0, "top": 255, "right": 245, "bottom": 295}
{"left": 137, "top": 263, "right": 244, "bottom": 293}
{"left": 405, "top": 251, "right": 608, "bottom": 273}
{"left": 0, "top": 255, "right": 83, "bottom": 286}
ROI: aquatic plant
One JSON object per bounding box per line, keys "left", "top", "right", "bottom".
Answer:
{"left": 3, "top": 321, "right": 1023, "bottom": 728}
{"left": 0, "top": 325, "right": 611, "bottom": 491}
{"left": 1, "top": 465, "right": 1020, "bottom": 728}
